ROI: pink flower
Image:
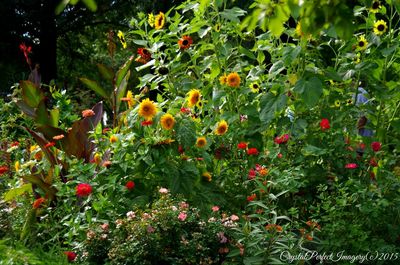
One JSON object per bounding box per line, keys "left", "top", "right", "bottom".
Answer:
{"left": 212, "top": 206, "right": 220, "bottom": 212}
{"left": 277, "top": 153, "right": 283, "bottom": 158}
{"left": 179, "top": 202, "right": 189, "bottom": 209}
{"left": 230, "top": 214, "right": 239, "bottom": 221}
{"left": 248, "top": 169, "right": 256, "bottom": 180}
{"left": 345, "top": 163, "right": 358, "bottom": 169}
{"left": 159, "top": 187, "right": 169, "bottom": 194}
{"left": 371, "top": 141, "right": 381, "bottom": 152}
{"left": 76, "top": 183, "right": 92, "bottom": 197}
{"left": 147, "top": 225, "right": 155, "bottom": 233}
{"left": 178, "top": 212, "right": 187, "bottom": 221}
{"left": 320, "top": 118, "right": 330, "bottom": 130}
{"left": 274, "top": 134, "right": 290, "bottom": 144}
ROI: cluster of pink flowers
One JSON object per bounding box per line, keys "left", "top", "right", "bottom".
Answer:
{"left": 274, "top": 134, "right": 290, "bottom": 144}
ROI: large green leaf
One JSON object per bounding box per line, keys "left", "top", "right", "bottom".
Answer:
{"left": 4, "top": 184, "right": 32, "bottom": 201}
{"left": 20, "top": 80, "right": 44, "bottom": 108}
{"left": 114, "top": 56, "right": 134, "bottom": 88}
{"left": 81, "top": 0, "right": 97, "bottom": 11}
{"left": 97, "top": 63, "right": 114, "bottom": 81}
{"left": 259, "top": 93, "right": 288, "bottom": 126}
{"left": 115, "top": 70, "right": 130, "bottom": 114}
{"left": 176, "top": 118, "right": 197, "bottom": 148}
{"left": 293, "top": 77, "right": 323, "bottom": 107}
{"left": 79, "top": 78, "right": 109, "bottom": 99}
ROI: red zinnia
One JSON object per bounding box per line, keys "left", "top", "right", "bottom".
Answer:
{"left": 371, "top": 141, "right": 381, "bottom": 152}
{"left": 141, "top": 120, "right": 153, "bottom": 126}
{"left": 137, "top": 48, "right": 151, "bottom": 61}
{"left": 247, "top": 148, "right": 259, "bottom": 156}
{"left": 76, "top": 183, "right": 92, "bottom": 197}
{"left": 369, "top": 157, "right": 378, "bottom": 167}
{"left": 32, "top": 197, "right": 46, "bottom": 209}
{"left": 0, "top": 166, "right": 9, "bottom": 175}
{"left": 180, "top": 107, "right": 190, "bottom": 113}
{"left": 11, "top": 141, "right": 19, "bottom": 147}
{"left": 274, "top": 134, "right": 289, "bottom": 144}
{"left": 320, "top": 118, "right": 330, "bottom": 130}
{"left": 248, "top": 169, "right": 256, "bottom": 180}
{"left": 64, "top": 251, "right": 77, "bottom": 262}
{"left": 178, "top": 35, "right": 193, "bottom": 49}
{"left": 44, "top": 142, "right": 56, "bottom": 148}
{"left": 247, "top": 194, "right": 257, "bottom": 202}
{"left": 125, "top": 181, "right": 135, "bottom": 190}
{"left": 237, "top": 142, "right": 248, "bottom": 149}
{"left": 345, "top": 163, "right": 358, "bottom": 169}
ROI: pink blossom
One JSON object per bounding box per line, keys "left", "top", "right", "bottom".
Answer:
{"left": 248, "top": 169, "right": 256, "bottom": 180}
{"left": 212, "top": 206, "right": 220, "bottom": 212}
{"left": 178, "top": 212, "right": 187, "bottom": 221}
{"left": 345, "top": 163, "right": 358, "bottom": 169}
{"left": 230, "top": 214, "right": 239, "bottom": 221}
{"left": 159, "top": 187, "right": 169, "bottom": 194}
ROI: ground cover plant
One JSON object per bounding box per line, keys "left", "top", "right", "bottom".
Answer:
{"left": 1, "top": 0, "right": 400, "bottom": 264}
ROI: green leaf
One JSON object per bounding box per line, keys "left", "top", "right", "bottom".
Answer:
{"left": 220, "top": 7, "right": 247, "bottom": 23}
{"left": 282, "top": 46, "right": 301, "bottom": 66}
{"left": 4, "top": 184, "right": 32, "bottom": 201}
{"left": 49, "top": 109, "right": 59, "bottom": 127}
{"left": 301, "top": 145, "right": 328, "bottom": 156}
{"left": 97, "top": 63, "right": 114, "bottom": 81}
{"left": 55, "top": 0, "right": 70, "bottom": 15}
{"left": 176, "top": 118, "right": 197, "bottom": 148}
{"left": 269, "top": 16, "right": 285, "bottom": 37}
{"left": 198, "top": 26, "right": 212, "bottom": 38}
{"left": 81, "top": 0, "right": 97, "bottom": 12}
{"left": 115, "top": 56, "right": 134, "bottom": 89}
{"left": 259, "top": 93, "right": 287, "bottom": 126}
{"left": 115, "top": 70, "right": 130, "bottom": 114}
{"left": 293, "top": 77, "right": 323, "bottom": 107}
{"left": 239, "top": 46, "right": 256, "bottom": 60}
{"left": 20, "top": 80, "right": 44, "bottom": 108}
{"left": 79, "top": 78, "right": 109, "bottom": 99}
{"left": 35, "top": 100, "right": 49, "bottom": 126}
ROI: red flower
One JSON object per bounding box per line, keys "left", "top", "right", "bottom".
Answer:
{"left": 248, "top": 169, "right": 256, "bottom": 180}
{"left": 64, "top": 251, "right": 77, "bottom": 262}
{"left": 19, "top": 43, "right": 32, "bottom": 66}
{"left": 247, "top": 194, "right": 257, "bottom": 202}
{"left": 345, "top": 163, "right": 358, "bottom": 169}
{"left": 180, "top": 107, "right": 190, "bottom": 113}
{"left": 358, "top": 142, "right": 366, "bottom": 150}
{"left": 178, "top": 35, "right": 193, "bottom": 49}
{"left": 32, "top": 197, "right": 46, "bottom": 209}
{"left": 237, "top": 142, "right": 248, "bottom": 149}
{"left": 82, "top": 109, "right": 95, "bottom": 118}
{"left": 0, "top": 166, "right": 9, "bottom": 175}
{"left": 137, "top": 48, "right": 151, "bottom": 61}
{"left": 247, "top": 148, "right": 259, "bottom": 156}
{"left": 277, "top": 153, "right": 283, "bottom": 158}
{"left": 76, "top": 183, "right": 92, "bottom": 197}
{"left": 371, "top": 141, "right": 381, "bottom": 152}
{"left": 178, "top": 145, "right": 185, "bottom": 154}
{"left": 125, "top": 181, "right": 135, "bottom": 190}
{"left": 44, "top": 142, "right": 56, "bottom": 148}
{"left": 141, "top": 120, "right": 153, "bottom": 126}
{"left": 320, "top": 118, "right": 330, "bottom": 130}
{"left": 369, "top": 157, "right": 378, "bottom": 167}
{"left": 274, "top": 134, "right": 290, "bottom": 144}
{"left": 11, "top": 141, "right": 19, "bottom": 147}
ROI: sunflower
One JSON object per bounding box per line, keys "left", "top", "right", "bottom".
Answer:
{"left": 160, "top": 113, "right": 175, "bottom": 130}
{"left": 117, "top": 30, "right": 127, "bottom": 49}
{"left": 356, "top": 35, "right": 368, "bottom": 51}
{"left": 178, "top": 36, "right": 193, "bottom": 49}
{"left": 370, "top": 1, "right": 381, "bottom": 13}
{"left": 249, "top": 82, "right": 260, "bottom": 93}
{"left": 196, "top": 100, "right": 203, "bottom": 109}
{"left": 154, "top": 12, "right": 166, "bottom": 30}
{"left": 334, "top": 100, "right": 341, "bottom": 107}
{"left": 138, "top": 48, "right": 151, "bottom": 61}
{"left": 187, "top": 89, "right": 201, "bottom": 108}
{"left": 227, "top": 72, "right": 241, "bottom": 88}
{"left": 219, "top": 74, "right": 228, "bottom": 85}
{"left": 138, "top": 98, "right": 158, "bottom": 120}
{"left": 196, "top": 137, "right": 207, "bottom": 148}
{"left": 202, "top": 172, "right": 212, "bottom": 182}
{"left": 121, "top": 90, "right": 135, "bottom": 108}
{"left": 373, "top": 20, "right": 387, "bottom": 36}
{"left": 215, "top": 120, "right": 228, "bottom": 135}
{"left": 214, "top": 23, "right": 221, "bottom": 32}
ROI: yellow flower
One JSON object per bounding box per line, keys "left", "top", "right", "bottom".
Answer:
{"left": 288, "top": 74, "right": 298, "bottom": 85}
{"left": 227, "top": 72, "right": 241, "bottom": 88}
{"left": 30, "top": 145, "right": 38, "bottom": 153}
{"left": 94, "top": 153, "right": 102, "bottom": 165}
{"left": 196, "top": 100, "right": 203, "bottom": 109}
{"left": 214, "top": 23, "right": 221, "bottom": 32}
{"left": 121, "top": 90, "right": 135, "bottom": 109}
{"left": 215, "top": 120, "right": 228, "bottom": 135}
{"left": 219, "top": 74, "right": 228, "bottom": 85}
{"left": 373, "top": 20, "right": 387, "bottom": 36}
{"left": 138, "top": 98, "right": 158, "bottom": 120}
{"left": 196, "top": 137, "right": 207, "bottom": 148}
{"left": 295, "top": 22, "right": 303, "bottom": 37}
{"left": 334, "top": 100, "right": 341, "bottom": 107}
{"left": 154, "top": 12, "right": 166, "bottom": 30}
{"left": 160, "top": 113, "right": 175, "bottom": 130}
{"left": 249, "top": 82, "right": 260, "bottom": 93}
{"left": 187, "top": 89, "right": 201, "bottom": 108}
{"left": 15, "top": 161, "right": 20, "bottom": 171}
{"left": 110, "top": 135, "right": 118, "bottom": 143}
{"left": 356, "top": 35, "right": 368, "bottom": 51}
{"left": 370, "top": 1, "right": 381, "bottom": 13}
{"left": 148, "top": 13, "right": 155, "bottom": 27}
{"left": 117, "top": 30, "right": 127, "bottom": 49}
{"left": 202, "top": 172, "right": 212, "bottom": 182}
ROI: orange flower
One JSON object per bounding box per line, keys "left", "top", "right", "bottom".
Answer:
{"left": 53, "top": 134, "right": 64, "bottom": 140}
{"left": 178, "top": 36, "right": 193, "bottom": 49}
{"left": 102, "top": 160, "right": 112, "bottom": 167}
{"left": 137, "top": 48, "right": 151, "bottom": 61}
{"left": 32, "top": 197, "right": 46, "bottom": 209}
{"left": 0, "top": 166, "right": 9, "bottom": 175}
{"left": 215, "top": 120, "right": 228, "bottom": 135}
{"left": 82, "top": 109, "right": 95, "bottom": 118}
{"left": 34, "top": 151, "right": 43, "bottom": 161}
{"left": 187, "top": 89, "right": 201, "bottom": 108}
{"left": 265, "top": 224, "right": 283, "bottom": 232}
{"left": 44, "top": 142, "right": 56, "bottom": 148}
{"left": 196, "top": 137, "right": 207, "bottom": 148}
{"left": 227, "top": 72, "right": 241, "bottom": 88}
{"left": 110, "top": 135, "right": 118, "bottom": 143}
{"left": 160, "top": 113, "right": 175, "bottom": 130}
{"left": 305, "top": 234, "right": 313, "bottom": 241}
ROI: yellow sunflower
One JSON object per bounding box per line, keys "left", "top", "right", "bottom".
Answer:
{"left": 356, "top": 35, "right": 368, "bottom": 51}
{"left": 249, "top": 82, "right": 260, "bottom": 93}
{"left": 227, "top": 72, "right": 241, "bottom": 88}
{"left": 370, "top": 1, "right": 381, "bottom": 13}
{"left": 334, "top": 100, "right": 341, "bottom": 107}
{"left": 121, "top": 90, "right": 135, "bottom": 109}
{"left": 214, "top": 23, "right": 221, "bottom": 32}
{"left": 154, "top": 12, "right": 166, "bottom": 30}
{"left": 373, "top": 20, "right": 387, "bottom": 36}
{"left": 215, "top": 120, "right": 228, "bottom": 135}
{"left": 160, "top": 113, "right": 175, "bottom": 130}
{"left": 117, "top": 30, "right": 127, "bottom": 49}
{"left": 202, "top": 172, "right": 212, "bottom": 182}
{"left": 196, "top": 137, "right": 207, "bottom": 148}
{"left": 148, "top": 13, "right": 155, "bottom": 27}
{"left": 138, "top": 98, "right": 158, "bottom": 120}
{"left": 219, "top": 74, "right": 228, "bottom": 85}
{"left": 187, "top": 89, "right": 201, "bottom": 108}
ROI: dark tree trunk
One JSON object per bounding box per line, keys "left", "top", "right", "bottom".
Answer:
{"left": 39, "top": 0, "right": 57, "bottom": 83}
